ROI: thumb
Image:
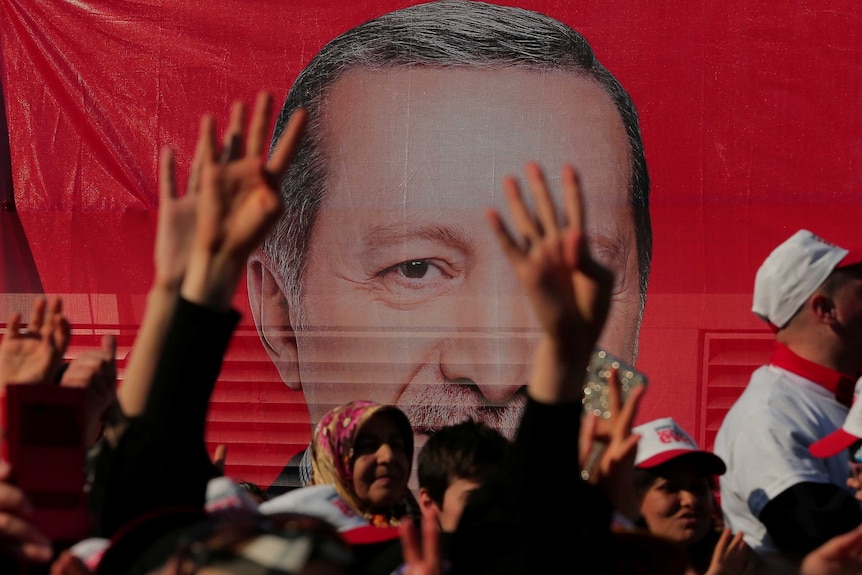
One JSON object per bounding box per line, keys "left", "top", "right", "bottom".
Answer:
{"left": 100, "top": 334, "right": 117, "bottom": 360}
{"left": 212, "top": 444, "right": 227, "bottom": 473}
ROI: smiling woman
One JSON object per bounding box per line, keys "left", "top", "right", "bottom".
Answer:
{"left": 261, "top": 400, "right": 420, "bottom": 538}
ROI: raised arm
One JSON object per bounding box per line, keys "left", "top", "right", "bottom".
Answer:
{"left": 180, "top": 90, "right": 306, "bottom": 308}
{"left": 94, "top": 93, "right": 306, "bottom": 537}
{"left": 0, "top": 297, "right": 69, "bottom": 391}
{"left": 59, "top": 334, "right": 117, "bottom": 445}
{"left": 118, "top": 106, "right": 229, "bottom": 417}
{"left": 486, "top": 162, "right": 614, "bottom": 403}
{"left": 452, "top": 164, "right": 618, "bottom": 575}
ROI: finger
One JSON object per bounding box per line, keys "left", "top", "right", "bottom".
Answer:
{"left": 187, "top": 115, "right": 213, "bottom": 195}
{"left": 0, "top": 461, "right": 11, "bottom": 482}
{"left": 562, "top": 164, "right": 585, "bottom": 238}
{"left": 159, "top": 146, "right": 177, "bottom": 202}
{"left": 399, "top": 518, "right": 421, "bottom": 565}
{"left": 246, "top": 91, "right": 271, "bottom": 159}
{"left": 524, "top": 162, "right": 560, "bottom": 236}
{"left": 486, "top": 209, "right": 525, "bottom": 267}
{"left": 814, "top": 524, "right": 862, "bottom": 558}
{"left": 727, "top": 531, "right": 747, "bottom": 554}
{"left": 0, "top": 481, "right": 34, "bottom": 517}
{"left": 0, "top": 511, "right": 50, "bottom": 550}
{"left": 712, "top": 527, "right": 733, "bottom": 558}
{"left": 55, "top": 316, "right": 72, "bottom": 357}
{"left": 220, "top": 99, "right": 246, "bottom": 164}
{"left": 0, "top": 512, "right": 51, "bottom": 561}
{"left": 266, "top": 108, "right": 308, "bottom": 176}
{"left": 100, "top": 334, "right": 117, "bottom": 361}
{"left": 616, "top": 384, "right": 646, "bottom": 440}
{"left": 27, "top": 297, "right": 47, "bottom": 334}
{"left": 6, "top": 313, "right": 22, "bottom": 337}
{"left": 502, "top": 175, "right": 540, "bottom": 246}
{"left": 41, "top": 297, "right": 63, "bottom": 343}
{"left": 20, "top": 539, "right": 54, "bottom": 564}
{"left": 100, "top": 334, "right": 119, "bottom": 384}
{"left": 606, "top": 367, "right": 623, "bottom": 424}
{"left": 421, "top": 508, "right": 441, "bottom": 566}
{"left": 197, "top": 113, "right": 218, "bottom": 170}
{"left": 212, "top": 444, "right": 228, "bottom": 473}
{"left": 578, "top": 412, "right": 598, "bottom": 468}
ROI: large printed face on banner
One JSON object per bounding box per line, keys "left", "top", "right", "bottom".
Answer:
{"left": 248, "top": 2, "right": 648, "bottom": 459}
{"left": 251, "top": 66, "right": 639, "bottom": 442}
{"left": 8, "top": 0, "right": 862, "bottom": 490}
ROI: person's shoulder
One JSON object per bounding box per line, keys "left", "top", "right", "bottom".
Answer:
{"left": 715, "top": 370, "right": 772, "bottom": 435}
{"left": 720, "top": 364, "right": 820, "bottom": 426}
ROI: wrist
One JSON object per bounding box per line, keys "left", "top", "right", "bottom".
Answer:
{"left": 181, "top": 254, "right": 243, "bottom": 311}
{"left": 147, "top": 284, "right": 180, "bottom": 306}
{"left": 151, "top": 274, "right": 183, "bottom": 293}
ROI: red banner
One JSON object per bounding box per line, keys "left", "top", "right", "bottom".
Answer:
{"left": 2, "top": 0, "right": 861, "bottom": 489}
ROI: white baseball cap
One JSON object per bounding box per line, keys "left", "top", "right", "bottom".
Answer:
{"left": 752, "top": 229, "right": 862, "bottom": 330}
{"left": 633, "top": 417, "right": 726, "bottom": 475}
{"left": 810, "top": 378, "right": 862, "bottom": 458}
{"left": 259, "top": 484, "right": 400, "bottom": 545}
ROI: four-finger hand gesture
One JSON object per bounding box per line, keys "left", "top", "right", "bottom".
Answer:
{"left": 182, "top": 92, "right": 307, "bottom": 308}
{"left": 487, "top": 163, "right": 614, "bottom": 355}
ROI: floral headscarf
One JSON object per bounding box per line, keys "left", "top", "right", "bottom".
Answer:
{"left": 310, "top": 400, "right": 415, "bottom": 525}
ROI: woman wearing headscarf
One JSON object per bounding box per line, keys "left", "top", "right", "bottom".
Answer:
{"left": 262, "top": 400, "right": 418, "bottom": 539}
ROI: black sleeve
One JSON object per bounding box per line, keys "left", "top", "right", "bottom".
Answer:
{"left": 452, "top": 397, "right": 612, "bottom": 575}
{"left": 760, "top": 481, "right": 862, "bottom": 560}
{"left": 90, "top": 298, "right": 239, "bottom": 537}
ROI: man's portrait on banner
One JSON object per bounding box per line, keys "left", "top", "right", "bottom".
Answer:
{"left": 246, "top": 0, "right": 651, "bottom": 490}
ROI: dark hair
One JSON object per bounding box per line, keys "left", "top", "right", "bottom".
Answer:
{"left": 263, "top": 0, "right": 651, "bottom": 333}
{"left": 417, "top": 418, "right": 510, "bottom": 506}
{"left": 633, "top": 460, "right": 719, "bottom": 501}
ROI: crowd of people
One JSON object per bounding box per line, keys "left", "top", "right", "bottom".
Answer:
{"left": 3, "top": 2, "right": 862, "bottom": 574}
{"left": 1, "top": 87, "right": 862, "bottom": 574}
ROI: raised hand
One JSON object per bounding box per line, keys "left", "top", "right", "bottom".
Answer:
{"left": 487, "top": 163, "right": 615, "bottom": 404}
{"left": 399, "top": 508, "right": 443, "bottom": 575}
{"left": 579, "top": 367, "right": 644, "bottom": 522}
{"left": 487, "top": 163, "right": 614, "bottom": 358}
{"left": 0, "top": 297, "right": 69, "bottom": 390}
{"left": 153, "top": 145, "right": 200, "bottom": 291}
{"left": 181, "top": 91, "right": 307, "bottom": 309}
{"left": 0, "top": 461, "right": 53, "bottom": 565}
{"left": 60, "top": 334, "right": 118, "bottom": 444}
{"left": 706, "top": 528, "right": 759, "bottom": 575}
{"left": 153, "top": 99, "right": 249, "bottom": 291}
{"left": 119, "top": 116, "right": 214, "bottom": 417}
{"left": 799, "top": 525, "right": 862, "bottom": 575}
